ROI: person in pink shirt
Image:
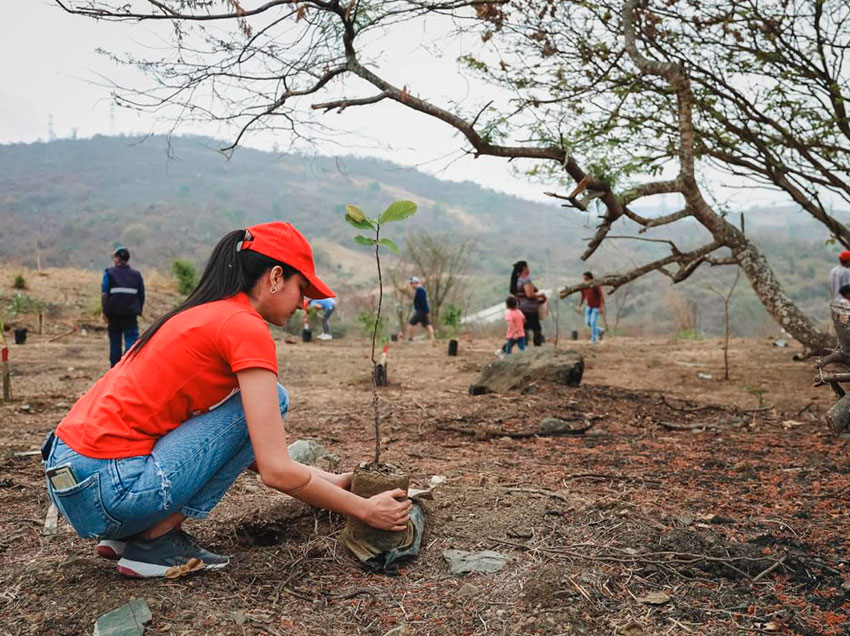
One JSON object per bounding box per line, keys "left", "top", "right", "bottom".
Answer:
{"left": 505, "top": 295, "right": 527, "bottom": 354}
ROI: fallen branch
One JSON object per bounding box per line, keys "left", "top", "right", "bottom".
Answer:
{"left": 752, "top": 553, "right": 787, "bottom": 582}
{"left": 47, "top": 327, "right": 78, "bottom": 343}
{"left": 486, "top": 538, "right": 767, "bottom": 580}
{"left": 658, "top": 419, "right": 747, "bottom": 432}
{"left": 505, "top": 487, "right": 571, "bottom": 504}
{"left": 660, "top": 396, "right": 772, "bottom": 414}
{"left": 562, "top": 473, "right": 662, "bottom": 485}
{"left": 323, "top": 587, "right": 380, "bottom": 600}
{"left": 813, "top": 370, "right": 850, "bottom": 386}
{"left": 437, "top": 420, "right": 595, "bottom": 440}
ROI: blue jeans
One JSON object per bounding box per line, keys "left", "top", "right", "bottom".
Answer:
{"left": 321, "top": 305, "right": 335, "bottom": 335}
{"left": 108, "top": 321, "right": 139, "bottom": 367}
{"left": 584, "top": 307, "right": 601, "bottom": 343}
{"left": 505, "top": 337, "right": 526, "bottom": 354}
{"left": 43, "top": 384, "right": 289, "bottom": 539}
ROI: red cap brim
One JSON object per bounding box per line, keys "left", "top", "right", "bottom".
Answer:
{"left": 304, "top": 273, "right": 334, "bottom": 300}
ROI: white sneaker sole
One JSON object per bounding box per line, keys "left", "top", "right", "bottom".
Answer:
{"left": 116, "top": 556, "right": 228, "bottom": 578}
{"left": 96, "top": 540, "right": 125, "bottom": 561}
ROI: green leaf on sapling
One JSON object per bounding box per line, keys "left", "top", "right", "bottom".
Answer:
{"left": 345, "top": 213, "right": 375, "bottom": 230}
{"left": 378, "top": 238, "right": 400, "bottom": 255}
{"left": 353, "top": 235, "right": 376, "bottom": 247}
{"left": 345, "top": 204, "right": 367, "bottom": 222}
{"left": 378, "top": 200, "right": 417, "bottom": 224}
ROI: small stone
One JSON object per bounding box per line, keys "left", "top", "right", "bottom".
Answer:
{"left": 496, "top": 609, "right": 506, "bottom": 618}
{"left": 429, "top": 475, "right": 447, "bottom": 487}
{"left": 233, "top": 611, "right": 247, "bottom": 626}
{"left": 382, "top": 625, "right": 413, "bottom": 636}
{"left": 637, "top": 591, "right": 671, "bottom": 605}
{"left": 457, "top": 583, "right": 480, "bottom": 599}
{"left": 621, "top": 622, "right": 647, "bottom": 636}
{"left": 20, "top": 404, "right": 31, "bottom": 412}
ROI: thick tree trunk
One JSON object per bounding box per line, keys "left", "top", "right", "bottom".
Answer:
{"left": 736, "top": 241, "right": 835, "bottom": 353}
{"left": 694, "top": 198, "right": 835, "bottom": 353}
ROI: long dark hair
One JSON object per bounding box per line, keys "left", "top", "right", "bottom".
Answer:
{"left": 510, "top": 260, "right": 528, "bottom": 294}
{"left": 128, "top": 229, "right": 301, "bottom": 360}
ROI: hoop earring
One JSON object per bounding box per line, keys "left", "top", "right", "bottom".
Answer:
{"left": 270, "top": 287, "right": 277, "bottom": 294}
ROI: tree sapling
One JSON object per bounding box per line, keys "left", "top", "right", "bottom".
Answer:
{"left": 342, "top": 200, "right": 417, "bottom": 553}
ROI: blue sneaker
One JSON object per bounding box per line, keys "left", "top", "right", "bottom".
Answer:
{"left": 116, "top": 528, "right": 229, "bottom": 578}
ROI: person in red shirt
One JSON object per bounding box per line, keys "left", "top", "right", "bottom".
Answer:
{"left": 42, "top": 222, "right": 411, "bottom": 578}
{"left": 577, "top": 271, "right": 605, "bottom": 343}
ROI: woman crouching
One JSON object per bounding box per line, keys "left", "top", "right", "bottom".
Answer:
{"left": 42, "top": 222, "right": 411, "bottom": 578}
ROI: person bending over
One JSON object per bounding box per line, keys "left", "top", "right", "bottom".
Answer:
{"left": 43, "top": 222, "right": 410, "bottom": 578}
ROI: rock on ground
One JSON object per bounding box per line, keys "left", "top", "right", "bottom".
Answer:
{"left": 443, "top": 549, "right": 510, "bottom": 574}
{"left": 92, "top": 598, "right": 151, "bottom": 636}
{"left": 469, "top": 349, "right": 584, "bottom": 394}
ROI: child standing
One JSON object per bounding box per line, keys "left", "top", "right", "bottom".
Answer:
{"left": 505, "top": 296, "right": 526, "bottom": 354}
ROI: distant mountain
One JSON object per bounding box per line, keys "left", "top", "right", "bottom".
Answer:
{"left": 0, "top": 135, "right": 581, "bottom": 270}
{"left": 0, "top": 135, "right": 843, "bottom": 336}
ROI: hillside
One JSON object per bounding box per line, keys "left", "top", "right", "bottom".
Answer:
{"left": 0, "top": 135, "right": 845, "bottom": 336}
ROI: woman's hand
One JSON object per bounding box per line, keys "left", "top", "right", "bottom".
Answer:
{"left": 360, "top": 488, "right": 412, "bottom": 531}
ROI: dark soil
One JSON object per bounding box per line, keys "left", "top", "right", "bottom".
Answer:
{"left": 0, "top": 276, "right": 848, "bottom": 636}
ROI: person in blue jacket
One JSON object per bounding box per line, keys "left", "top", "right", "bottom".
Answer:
{"left": 406, "top": 277, "right": 435, "bottom": 345}
{"left": 102, "top": 247, "right": 145, "bottom": 366}
{"left": 304, "top": 297, "right": 337, "bottom": 340}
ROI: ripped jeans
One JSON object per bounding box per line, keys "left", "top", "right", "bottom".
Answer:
{"left": 43, "top": 385, "right": 288, "bottom": 539}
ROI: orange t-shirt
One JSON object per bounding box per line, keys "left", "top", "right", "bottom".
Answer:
{"left": 56, "top": 293, "right": 278, "bottom": 459}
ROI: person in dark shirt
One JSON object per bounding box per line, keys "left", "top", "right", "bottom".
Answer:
{"left": 102, "top": 247, "right": 145, "bottom": 366}
{"left": 510, "top": 260, "right": 547, "bottom": 346}
{"left": 577, "top": 271, "right": 604, "bottom": 344}
{"left": 406, "top": 277, "right": 435, "bottom": 345}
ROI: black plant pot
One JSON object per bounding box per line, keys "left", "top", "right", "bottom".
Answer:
{"left": 14, "top": 328, "right": 27, "bottom": 345}
{"left": 447, "top": 339, "right": 458, "bottom": 356}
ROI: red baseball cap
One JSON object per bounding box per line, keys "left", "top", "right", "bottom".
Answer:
{"left": 841, "top": 250, "right": 850, "bottom": 262}
{"left": 240, "top": 222, "right": 334, "bottom": 299}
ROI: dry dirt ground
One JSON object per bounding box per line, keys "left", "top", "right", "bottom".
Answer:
{"left": 1, "top": 268, "right": 849, "bottom": 636}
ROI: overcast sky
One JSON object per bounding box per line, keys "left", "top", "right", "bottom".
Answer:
{"left": 0, "top": 1, "right": 799, "bottom": 214}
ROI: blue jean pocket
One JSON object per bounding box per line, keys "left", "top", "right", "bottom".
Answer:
{"left": 51, "top": 472, "right": 122, "bottom": 539}
{"left": 112, "top": 456, "right": 148, "bottom": 493}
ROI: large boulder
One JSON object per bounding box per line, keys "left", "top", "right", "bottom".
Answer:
{"left": 469, "top": 349, "right": 584, "bottom": 395}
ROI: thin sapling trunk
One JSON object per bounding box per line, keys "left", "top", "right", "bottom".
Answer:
{"left": 345, "top": 201, "right": 417, "bottom": 465}
{"left": 371, "top": 233, "right": 382, "bottom": 464}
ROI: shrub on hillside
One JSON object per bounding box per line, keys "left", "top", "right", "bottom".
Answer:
{"left": 12, "top": 273, "right": 26, "bottom": 290}
{"left": 172, "top": 259, "right": 198, "bottom": 296}
{"left": 8, "top": 292, "right": 45, "bottom": 316}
